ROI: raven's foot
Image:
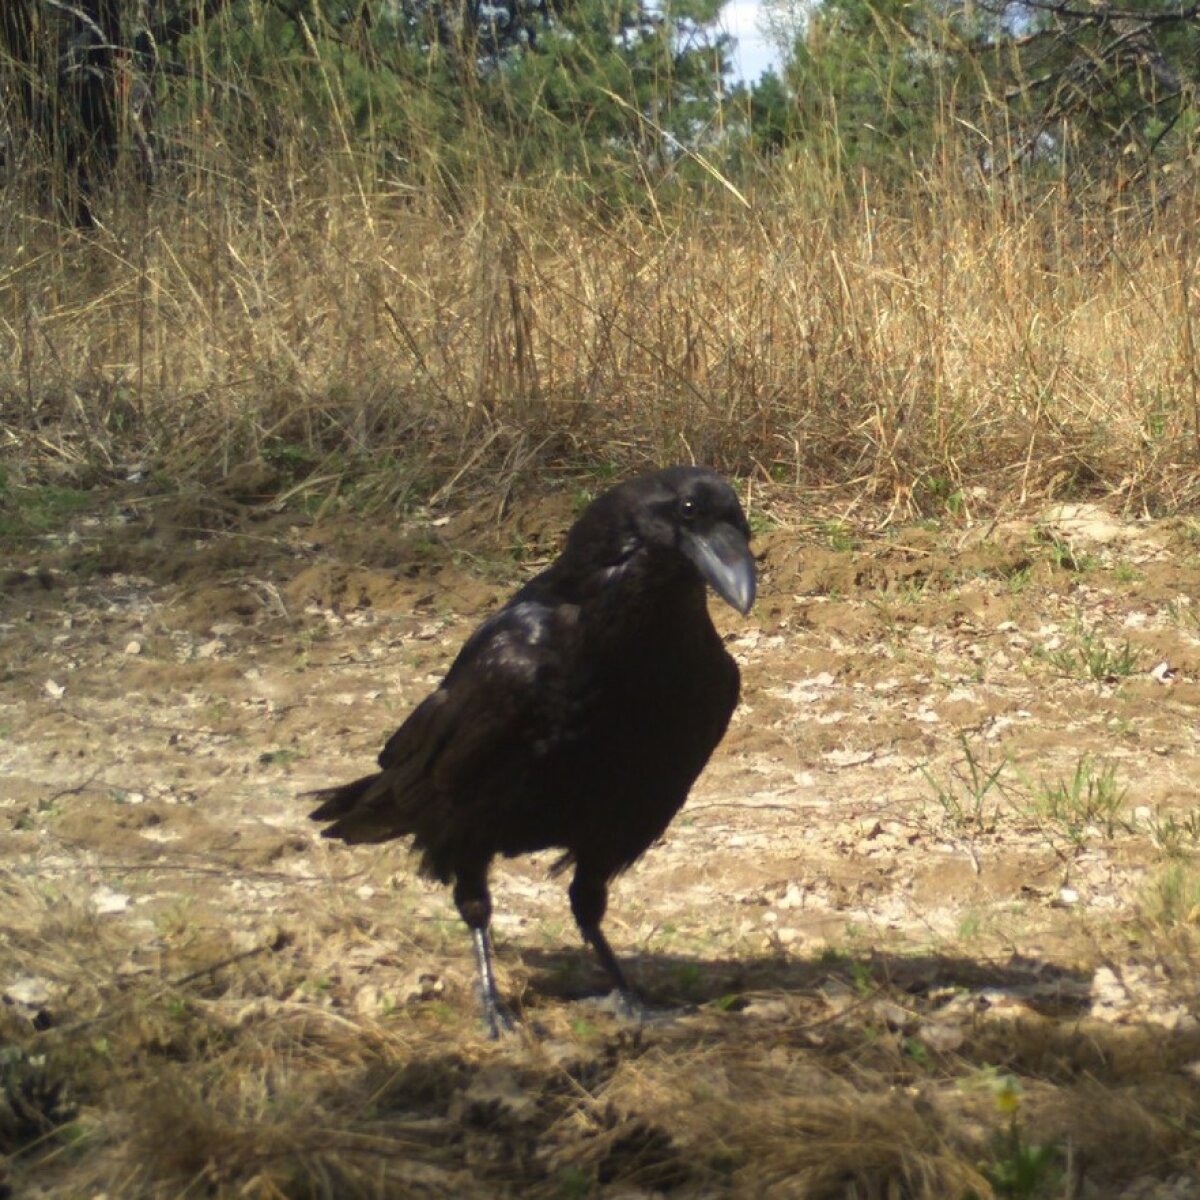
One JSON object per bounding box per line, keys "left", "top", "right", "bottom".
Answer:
{"left": 575, "top": 990, "right": 633, "bottom": 1021}
{"left": 580, "top": 989, "right": 691, "bottom": 1028}
{"left": 612, "top": 989, "right": 648, "bottom": 1023}
{"left": 480, "top": 993, "right": 519, "bottom": 1039}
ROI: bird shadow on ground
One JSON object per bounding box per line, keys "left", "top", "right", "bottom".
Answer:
{"left": 514, "top": 943, "right": 1095, "bottom": 1018}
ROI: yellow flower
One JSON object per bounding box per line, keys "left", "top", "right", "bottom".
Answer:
{"left": 994, "top": 1076, "right": 1023, "bottom": 1116}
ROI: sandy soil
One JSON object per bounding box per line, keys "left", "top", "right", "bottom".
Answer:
{"left": 3, "top": 490, "right": 1200, "bottom": 1197}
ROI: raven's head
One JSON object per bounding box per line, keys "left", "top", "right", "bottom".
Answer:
{"left": 569, "top": 466, "right": 756, "bottom": 615}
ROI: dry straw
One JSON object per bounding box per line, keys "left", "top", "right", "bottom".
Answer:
{"left": 3, "top": 78, "right": 1200, "bottom": 517}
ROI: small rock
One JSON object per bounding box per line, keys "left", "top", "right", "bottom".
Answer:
{"left": 742, "top": 997, "right": 790, "bottom": 1021}
{"left": 4, "top": 977, "right": 52, "bottom": 1010}
{"left": 917, "top": 1022, "right": 965, "bottom": 1053}
{"left": 353, "top": 984, "right": 386, "bottom": 1016}
{"left": 400, "top": 969, "right": 445, "bottom": 1003}
{"left": 44, "top": 679, "right": 65, "bottom": 699}
{"left": 873, "top": 1000, "right": 917, "bottom": 1031}
{"left": 1037, "top": 502, "right": 1129, "bottom": 546}
{"left": 823, "top": 748, "right": 875, "bottom": 768}
{"left": 92, "top": 887, "right": 131, "bottom": 915}
{"left": 934, "top": 992, "right": 984, "bottom": 1020}
{"left": 3, "top": 976, "right": 56, "bottom": 1029}
{"left": 124, "top": 640, "right": 143, "bottom": 655}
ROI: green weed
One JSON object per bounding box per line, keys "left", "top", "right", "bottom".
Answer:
{"left": 1024, "top": 756, "right": 1127, "bottom": 844}
{"left": 819, "top": 521, "right": 857, "bottom": 552}
{"left": 1005, "top": 566, "right": 1033, "bottom": 595}
{"left": 1041, "top": 625, "right": 1139, "bottom": 681}
{"left": 1035, "top": 531, "right": 1094, "bottom": 574}
{"left": 747, "top": 508, "right": 778, "bottom": 536}
{"left": 1142, "top": 864, "right": 1200, "bottom": 928}
{"left": 922, "top": 733, "right": 1010, "bottom": 831}
{"left": 258, "top": 749, "right": 301, "bottom": 768}
{"left": 958, "top": 910, "right": 984, "bottom": 940}
{"left": 0, "top": 484, "right": 95, "bottom": 539}
{"left": 1143, "top": 808, "right": 1200, "bottom": 859}
{"left": 984, "top": 1118, "right": 1060, "bottom": 1198}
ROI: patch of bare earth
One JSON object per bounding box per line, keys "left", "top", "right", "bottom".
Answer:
{"left": 3, "top": 494, "right": 1200, "bottom": 1197}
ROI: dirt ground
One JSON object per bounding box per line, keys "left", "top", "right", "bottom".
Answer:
{"left": 4, "top": 486, "right": 1200, "bottom": 1198}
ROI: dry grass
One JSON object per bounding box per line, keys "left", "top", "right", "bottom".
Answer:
{"left": 5, "top": 865, "right": 1200, "bottom": 1198}
{"left": 4, "top": 138, "right": 1200, "bottom": 518}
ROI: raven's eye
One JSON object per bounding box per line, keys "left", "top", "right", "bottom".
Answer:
{"left": 679, "top": 498, "right": 697, "bottom": 520}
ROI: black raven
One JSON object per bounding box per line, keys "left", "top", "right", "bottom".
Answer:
{"left": 307, "top": 466, "right": 755, "bottom": 1035}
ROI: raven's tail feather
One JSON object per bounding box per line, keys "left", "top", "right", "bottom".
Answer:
{"left": 308, "top": 774, "right": 376, "bottom": 822}
{"left": 307, "top": 773, "right": 411, "bottom": 844}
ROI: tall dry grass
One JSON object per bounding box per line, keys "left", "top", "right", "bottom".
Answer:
{"left": 3, "top": 62, "right": 1200, "bottom": 519}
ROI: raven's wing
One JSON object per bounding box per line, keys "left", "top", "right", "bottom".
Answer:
{"left": 309, "top": 598, "right": 577, "bottom": 849}
{"left": 385, "top": 599, "right": 573, "bottom": 782}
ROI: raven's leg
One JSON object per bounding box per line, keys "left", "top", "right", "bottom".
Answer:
{"left": 569, "top": 869, "right": 643, "bottom": 1016}
{"left": 453, "top": 871, "right": 513, "bottom": 1037}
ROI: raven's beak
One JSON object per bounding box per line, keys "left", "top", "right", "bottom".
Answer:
{"left": 682, "top": 522, "right": 756, "bottom": 615}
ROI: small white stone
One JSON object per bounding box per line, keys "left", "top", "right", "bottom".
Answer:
{"left": 4, "top": 977, "right": 52, "bottom": 1008}
{"left": 92, "top": 888, "right": 130, "bottom": 915}
{"left": 919, "top": 1022, "right": 966, "bottom": 1052}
